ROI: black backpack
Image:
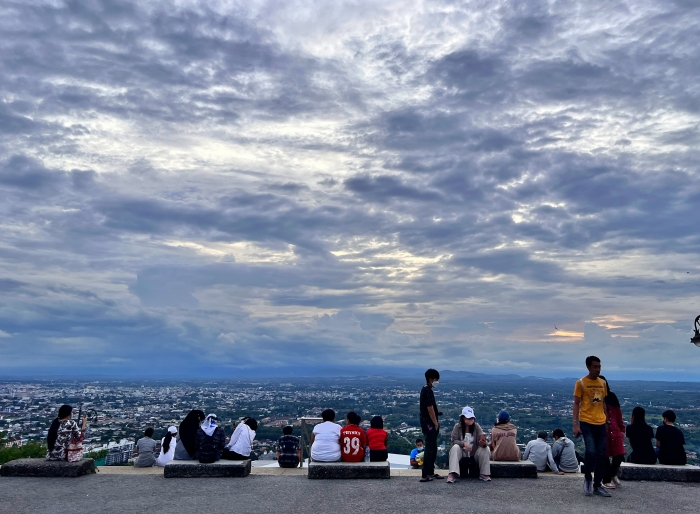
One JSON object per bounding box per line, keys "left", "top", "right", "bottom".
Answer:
{"left": 198, "top": 433, "right": 219, "bottom": 463}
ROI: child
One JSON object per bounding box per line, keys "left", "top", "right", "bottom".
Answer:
{"left": 366, "top": 415, "right": 388, "bottom": 462}
{"left": 410, "top": 438, "right": 425, "bottom": 468}
{"left": 340, "top": 411, "right": 367, "bottom": 462}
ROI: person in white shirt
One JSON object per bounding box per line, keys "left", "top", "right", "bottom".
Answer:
{"left": 524, "top": 431, "right": 564, "bottom": 474}
{"left": 156, "top": 426, "right": 178, "bottom": 467}
{"left": 222, "top": 417, "right": 258, "bottom": 460}
{"left": 311, "top": 409, "right": 341, "bottom": 462}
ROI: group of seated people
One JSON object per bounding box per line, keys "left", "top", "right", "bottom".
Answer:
{"left": 132, "top": 410, "right": 261, "bottom": 467}
{"left": 309, "top": 409, "right": 389, "bottom": 463}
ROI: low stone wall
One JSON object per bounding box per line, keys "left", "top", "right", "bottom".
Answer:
{"left": 308, "top": 461, "right": 391, "bottom": 479}
{"left": 490, "top": 460, "right": 538, "bottom": 479}
{"left": 619, "top": 462, "right": 700, "bottom": 482}
{"left": 0, "top": 458, "right": 95, "bottom": 477}
{"left": 164, "top": 459, "right": 251, "bottom": 478}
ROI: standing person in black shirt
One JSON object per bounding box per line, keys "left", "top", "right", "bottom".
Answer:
{"left": 419, "top": 368, "right": 443, "bottom": 482}
{"left": 656, "top": 410, "right": 686, "bottom": 465}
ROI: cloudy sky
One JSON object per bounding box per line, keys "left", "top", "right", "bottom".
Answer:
{"left": 1, "top": 0, "right": 699, "bottom": 379}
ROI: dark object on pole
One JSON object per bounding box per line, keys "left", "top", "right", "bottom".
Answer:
{"left": 691, "top": 316, "right": 700, "bottom": 347}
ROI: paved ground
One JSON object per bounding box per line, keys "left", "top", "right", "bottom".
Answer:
{"left": 0, "top": 474, "right": 698, "bottom": 514}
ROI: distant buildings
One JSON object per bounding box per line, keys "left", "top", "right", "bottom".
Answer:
{"left": 104, "top": 439, "right": 134, "bottom": 466}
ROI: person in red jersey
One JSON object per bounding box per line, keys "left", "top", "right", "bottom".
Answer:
{"left": 367, "top": 415, "right": 389, "bottom": 462}
{"left": 340, "top": 411, "right": 367, "bottom": 463}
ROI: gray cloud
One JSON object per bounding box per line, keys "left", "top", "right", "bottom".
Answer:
{"left": 1, "top": 0, "right": 699, "bottom": 378}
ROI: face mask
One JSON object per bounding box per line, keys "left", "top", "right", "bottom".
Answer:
{"left": 416, "top": 446, "right": 423, "bottom": 451}
{"left": 432, "top": 381, "right": 439, "bottom": 387}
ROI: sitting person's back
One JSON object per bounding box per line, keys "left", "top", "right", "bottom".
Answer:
{"left": 551, "top": 428, "right": 579, "bottom": 472}
{"left": 366, "top": 415, "right": 388, "bottom": 462}
{"left": 490, "top": 411, "right": 521, "bottom": 461}
{"left": 626, "top": 406, "right": 657, "bottom": 465}
{"left": 311, "top": 409, "right": 341, "bottom": 462}
{"left": 277, "top": 425, "right": 301, "bottom": 468}
{"left": 523, "top": 432, "right": 561, "bottom": 473}
{"left": 156, "top": 426, "right": 178, "bottom": 467}
{"left": 195, "top": 414, "right": 226, "bottom": 463}
{"left": 340, "top": 411, "right": 367, "bottom": 463}
{"left": 656, "top": 410, "right": 686, "bottom": 466}
{"left": 46, "top": 404, "right": 86, "bottom": 461}
{"left": 174, "top": 409, "right": 205, "bottom": 460}
{"left": 134, "top": 427, "right": 157, "bottom": 467}
{"left": 222, "top": 417, "right": 257, "bottom": 460}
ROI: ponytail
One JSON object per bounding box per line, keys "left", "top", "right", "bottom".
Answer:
{"left": 47, "top": 418, "right": 60, "bottom": 451}
{"left": 163, "top": 431, "right": 173, "bottom": 453}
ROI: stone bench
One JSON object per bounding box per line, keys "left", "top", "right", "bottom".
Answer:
{"left": 308, "top": 461, "right": 390, "bottom": 479}
{"left": 164, "top": 459, "right": 251, "bottom": 478}
{"left": 0, "top": 458, "right": 95, "bottom": 477}
{"left": 619, "top": 462, "right": 700, "bottom": 482}
{"left": 490, "top": 460, "right": 538, "bottom": 478}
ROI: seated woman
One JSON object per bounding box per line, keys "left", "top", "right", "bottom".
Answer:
{"left": 447, "top": 406, "right": 491, "bottom": 483}
{"left": 551, "top": 428, "right": 579, "bottom": 473}
{"left": 174, "top": 409, "right": 205, "bottom": 460}
{"left": 489, "top": 410, "right": 521, "bottom": 461}
{"left": 366, "top": 415, "right": 389, "bottom": 462}
{"left": 626, "top": 406, "right": 657, "bottom": 465}
{"left": 156, "top": 426, "right": 178, "bottom": 467}
{"left": 222, "top": 417, "right": 258, "bottom": 460}
{"left": 310, "top": 409, "right": 341, "bottom": 462}
{"left": 134, "top": 427, "right": 157, "bottom": 467}
{"left": 195, "top": 414, "right": 226, "bottom": 463}
{"left": 46, "top": 405, "right": 87, "bottom": 461}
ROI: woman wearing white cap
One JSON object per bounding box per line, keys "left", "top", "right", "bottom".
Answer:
{"left": 156, "top": 426, "right": 178, "bottom": 467}
{"left": 447, "top": 406, "right": 491, "bottom": 482}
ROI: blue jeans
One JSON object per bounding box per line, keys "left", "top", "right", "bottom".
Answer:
{"left": 580, "top": 421, "right": 607, "bottom": 487}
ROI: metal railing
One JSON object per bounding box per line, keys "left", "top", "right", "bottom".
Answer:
{"left": 298, "top": 417, "right": 323, "bottom": 468}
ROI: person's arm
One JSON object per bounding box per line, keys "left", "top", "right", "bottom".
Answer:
{"left": 523, "top": 442, "right": 531, "bottom": 460}
{"left": 551, "top": 441, "right": 562, "bottom": 460}
{"left": 450, "top": 424, "right": 464, "bottom": 447}
{"left": 384, "top": 431, "right": 388, "bottom": 448}
{"left": 427, "top": 405, "right": 439, "bottom": 430}
{"left": 573, "top": 395, "right": 582, "bottom": 437}
{"left": 547, "top": 445, "right": 563, "bottom": 474}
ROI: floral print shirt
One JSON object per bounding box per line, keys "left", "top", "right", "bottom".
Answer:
{"left": 46, "top": 419, "right": 84, "bottom": 461}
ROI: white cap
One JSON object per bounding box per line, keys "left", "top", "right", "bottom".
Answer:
{"left": 461, "top": 406, "right": 475, "bottom": 418}
{"left": 168, "top": 426, "right": 177, "bottom": 434}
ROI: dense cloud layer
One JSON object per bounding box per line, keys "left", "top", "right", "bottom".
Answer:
{"left": 1, "top": 0, "right": 699, "bottom": 379}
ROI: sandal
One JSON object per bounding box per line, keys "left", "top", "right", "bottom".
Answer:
{"left": 420, "top": 477, "right": 434, "bottom": 482}
{"left": 432, "top": 474, "right": 445, "bottom": 479}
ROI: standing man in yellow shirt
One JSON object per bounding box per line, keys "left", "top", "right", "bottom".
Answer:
{"left": 573, "top": 356, "right": 611, "bottom": 497}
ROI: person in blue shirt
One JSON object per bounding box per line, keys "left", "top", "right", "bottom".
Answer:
{"left": 410, "top": 438, "right": 425, "bottom": 468}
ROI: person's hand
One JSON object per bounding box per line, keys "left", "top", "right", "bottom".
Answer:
{"left": 464, "top": 444, "right": 472, "bottom": 452}
{"left": 573, "top": 424, "right": 581, "bottom": 437}
{"left": 479, "top": 435, "right": 488, "bottom": 448}
{"left": 558, "top": 471, "right": 565, "bottom": 475}
{"left": 81, "top": 416, "right": 88, "bottom": 430}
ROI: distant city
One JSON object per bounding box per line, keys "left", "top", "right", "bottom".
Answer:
{"left": 1, "top": 374, "right": 698, "bottom": 465}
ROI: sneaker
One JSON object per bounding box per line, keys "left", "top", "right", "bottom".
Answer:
{"left": 583, "top": 477, "right": 593, "bottom": 496}
{"left": 594, "top": 486, "right": 612, "bottom": 497}
{"left": 479, "top": 474, "right": 491, "bottom": 481}
{"left": 602, "top": 482, "right": 616, "bottom": 489}
{"left": 446, "top": 473, "right": 456, "bottom": 483}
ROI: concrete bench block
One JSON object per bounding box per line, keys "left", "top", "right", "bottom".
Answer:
{"left": 308, "top": 461, "right": 390, "bottom": 479}
{"left": 164, "top": 459, "right": 251, "bottom": 478}
{"left": 0, "top": 458, "right": 95, "bottom": 477}
{"left": 619, "top": 462, "right": 700, "bottom": 482}
{"left": 490, "top": 460, "right": 538, "bottom": 478}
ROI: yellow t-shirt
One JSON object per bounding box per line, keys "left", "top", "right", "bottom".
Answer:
{"left": 574, "top": 377, "right": 607, "bottom": 425}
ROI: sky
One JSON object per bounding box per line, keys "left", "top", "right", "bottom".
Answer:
{"left": 1, "top": 0, "right": 699, "bottom": 380}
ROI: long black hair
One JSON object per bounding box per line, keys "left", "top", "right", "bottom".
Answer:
{"left": 179, "top": 409, "right": 205, "bottom": 456}
{"left": 244, "top": 417, "right": 258, "bottom": 431}
{"left": 460, "top": 416, "right": 476, "bottom": 438}
{"left": 163, "top": 431, "right": 174, "bottom": 453}
{"left": 47, "top": 405, "right": 73, "bottom": 451}
{"left": 599, "top": 375, "right": 620, "bottom": 408}
{"left": 631, "top": 406, "right": 647, "bottom": 425}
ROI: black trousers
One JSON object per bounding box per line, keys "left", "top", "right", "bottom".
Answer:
{"left": 422, "top": 427, "right": 438, "bottom": 478}
{"left": 603, "top": 454, "right": 624, "bottom": 483}
{"left": 221, "top": 449, "right": 248, "bottom": 460}
{"left": 370, "top": 449, "right": 388, "bottom": 462}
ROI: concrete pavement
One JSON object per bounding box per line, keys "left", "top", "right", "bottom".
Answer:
{"left": 0, "top": 474, "right": 698, "bottom": 513}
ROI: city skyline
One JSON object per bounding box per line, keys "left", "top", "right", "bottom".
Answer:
{"left": 1, "top": 1, "right": 700, "bottom": 379}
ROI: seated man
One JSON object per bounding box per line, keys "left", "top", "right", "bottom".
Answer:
{"left": 340, "top": 411, "right": 367, "bottom": 462}
{"left": 656, "top": 410, "right": 687, "bottom": 465}
{"left": 310, "top": 409, "right": 341, "bottom": 462}
{"left": 490, "top": 410, "right": 521, "bottom": 461}
{"left": 277, "top": 425, "right": 301, "bottom": 468}
{"left": 523, "top": 431, "right": 564, "bottom": 474}
{"left": 551, "top": 428, "right": 579, "bottom": 473}
{"left": 410, "top": 438, "right": 425, "bottom": 469}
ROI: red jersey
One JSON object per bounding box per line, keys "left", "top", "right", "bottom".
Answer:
{"left": 366, "top": 428, "right": 388, "bottom": 451}
{"left": 340, "top": 425, "right": 367, "bottom": 462}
